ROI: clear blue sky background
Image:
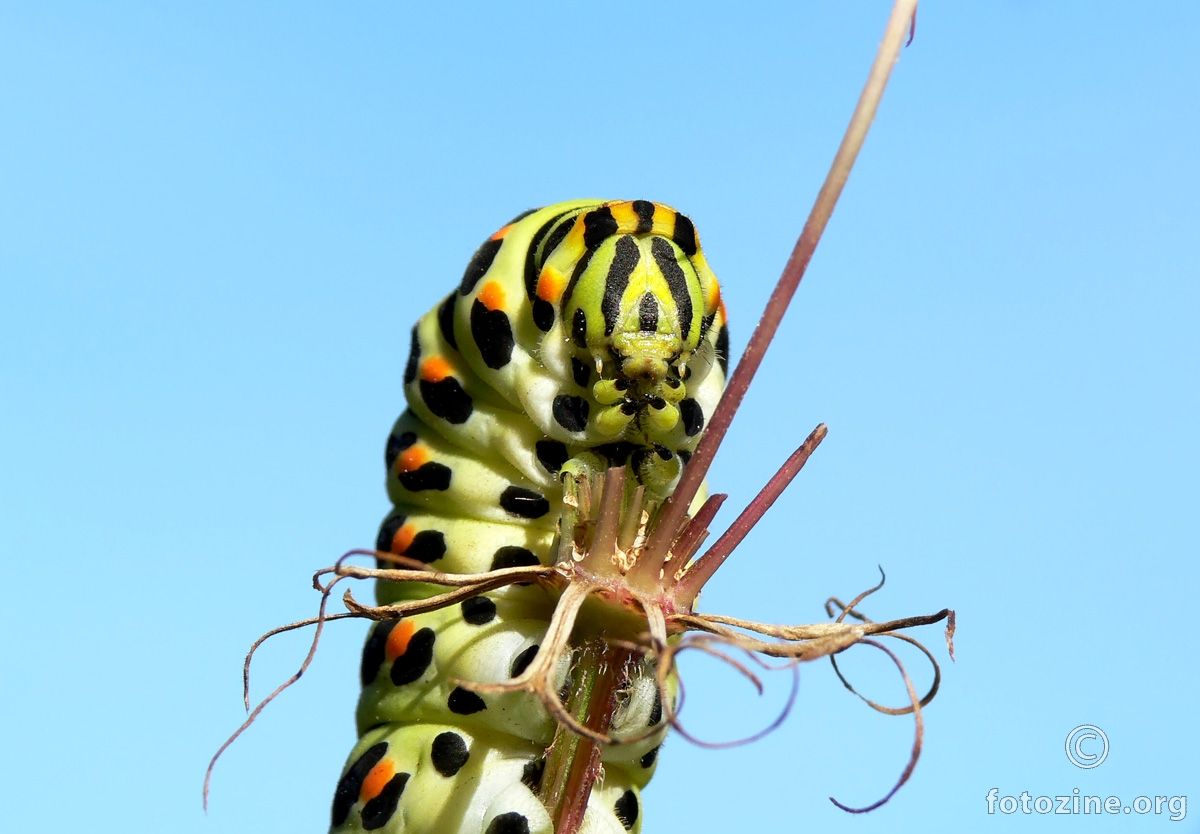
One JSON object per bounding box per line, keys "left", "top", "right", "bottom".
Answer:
{"left": 3, "top": 2, "right": 1197, "bottom": 831}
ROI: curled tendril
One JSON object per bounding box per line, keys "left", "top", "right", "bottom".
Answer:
{"left": 829, "top": 638, "right": 924, "bottom": 814}
{"left": 656, "top": 637, "right": 801, "bottom": 750}
{"left": 208, "top": 546, "right": 953, "bottom": 817}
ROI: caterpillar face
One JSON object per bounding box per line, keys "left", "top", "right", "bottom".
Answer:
{"left": 533, "top": 201, "right": 723, "bottom": 447}
{"left": 333, "top": 200, "right": 725, "bottom": 834}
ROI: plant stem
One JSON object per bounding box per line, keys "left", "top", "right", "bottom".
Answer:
{"left": 541, "top": 639, "right": 634, "bottom": 834}
{"left": 649, "top": 0, "right": 920, "bottom": 561}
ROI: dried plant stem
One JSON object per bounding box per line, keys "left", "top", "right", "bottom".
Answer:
{"left": 676, "top": 423, "right": 827, "bottom": 598}
{"left": 542, "top": 641, "right": 634, "bottom": 834}
{"left": 829, "top": 638, "right": 924, "bottom": 813}
{"left": 654, "top": 0, "right": 920, "bottom": 558}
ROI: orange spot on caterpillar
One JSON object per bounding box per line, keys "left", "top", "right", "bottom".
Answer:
{"left": 360, "top": 758, "right": 397, "bottom": 803}
{"left": 420, "top": 356, "right": 454, "bottom": 383}
{"left": 398, "top": 446, "right": 429, "bottom": 474}
{"left": 536, "top": 267, "right": 565, "bottom": 302}
{"left": 392, "top": 523, "right": 416, "bottom": 554}
{"left": 719, "top": 298, "right": 728, "bottom": 323}
{"left": 385, "top": 620, "right": 416, "bottom": 661}
{"left": 479, "top": 280, "right": 506, "bottom": 312}
{"left": 490, "top": 223, "right": 514, "bottom": 241}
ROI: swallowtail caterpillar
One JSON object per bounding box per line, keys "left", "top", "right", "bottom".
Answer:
{"left": 207, "top": 2, "right": 954, "bottom": 832}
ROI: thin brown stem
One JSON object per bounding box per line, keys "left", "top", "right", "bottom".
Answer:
{"left": 659, "top": 641, "right": 800, "bottom": 750}
{"left": 830, "top": 568, "right": 887, "bottom": 624}
{"left": 204, "top": 572, "right": 345, "bottom": 810}
{"left": 544, "top": 641, "right": 634, "bottom": 834}
{"left": 675, "top": 425, "right": 827, "bottom": 601}
{"left": 668, "top": 493, "right": 727, "bottom": 567}
{"left": 829, "top": 631, "right": 942, "bottom": 714}
{"left": 241, "top": 612, "right": 359, "bottom": 710}
{"left": 336, "top": 563, "right": 556, "bottom": 588}
{"left": 652, "top": 0, "right": 919, "bottom": 561}
{"left": 581, "top": 467, "right": 626, "bottom": 573}
{"left": 691, "top": 609, "right": 951, "bottom": 642}
{"left": 630, "top": 491, "right": 727, "bottom": 588}
{"left": 829, "top": 637, "right": 924, "bottom": 813}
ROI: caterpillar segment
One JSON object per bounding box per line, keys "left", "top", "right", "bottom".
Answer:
{"left": 333, "top": 725, "right": 646, "bottom": 834}
{"left": 333, "top": 201, "right": 728, "bottom": 834}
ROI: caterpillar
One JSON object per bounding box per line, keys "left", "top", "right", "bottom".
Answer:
{"left": 210, "top": 8, "right": 954, "bottom": 829}
{"left": 332, "top": 200, "right": 729, "bottom": 834}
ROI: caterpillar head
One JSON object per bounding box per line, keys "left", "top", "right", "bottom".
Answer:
{"left": 568, "top": 234, "right": 697, "bottom": 371}
{"left": 544, "top": 202, "right": 723, "bottom": 439}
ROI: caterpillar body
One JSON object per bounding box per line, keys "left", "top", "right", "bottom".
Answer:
{"left": 332, "top": 200, "right": 729, "bottom": 834}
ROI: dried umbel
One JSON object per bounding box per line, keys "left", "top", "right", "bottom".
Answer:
{"left": 207, "top": 2, "right": 954, "bottom": 831}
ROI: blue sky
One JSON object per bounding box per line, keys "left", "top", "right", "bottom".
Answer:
{"left": 2, "top": 2, "right": 1197, "bottom": 831}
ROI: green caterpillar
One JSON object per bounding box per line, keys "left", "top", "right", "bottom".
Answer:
{"left": 332, "top": 200, "right": 729, "bottom": 834}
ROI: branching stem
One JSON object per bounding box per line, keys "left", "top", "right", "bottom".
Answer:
{"left": 654, "top": 0, "right": 921, "bottom": 550}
